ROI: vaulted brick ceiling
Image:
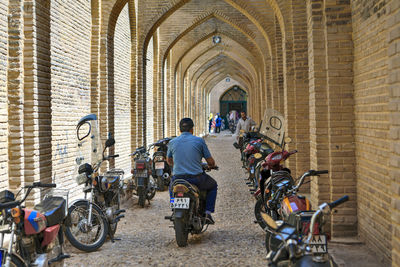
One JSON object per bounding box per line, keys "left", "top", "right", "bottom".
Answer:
{"left": 146, "top": 0, "right": 283, "bottom": 98}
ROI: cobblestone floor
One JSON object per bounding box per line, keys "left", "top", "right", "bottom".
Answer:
{"left": 64, "top": 133, "right": 267, "bottom": 266}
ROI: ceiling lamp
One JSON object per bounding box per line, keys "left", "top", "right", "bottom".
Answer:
{"left": 213, "top": 35, "right": 221, "bottom": 44}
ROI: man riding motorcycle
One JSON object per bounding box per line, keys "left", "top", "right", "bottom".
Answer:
{"left": 167, "top": 118, "right": 218, "bottom": 224}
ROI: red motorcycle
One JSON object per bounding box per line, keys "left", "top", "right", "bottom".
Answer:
{"left": 254, "top": 149, "right": 297, "bottom": 229}
{"left": 0, "top": 182, "right": 69, "bottom": 267}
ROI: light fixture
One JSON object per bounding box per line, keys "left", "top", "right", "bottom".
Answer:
{"left": 213, "top": 35, "right": 221, "bottom": 44}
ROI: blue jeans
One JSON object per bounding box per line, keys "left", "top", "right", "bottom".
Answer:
{"left": 169, "top": 173, "right": 218, "bottom": 213}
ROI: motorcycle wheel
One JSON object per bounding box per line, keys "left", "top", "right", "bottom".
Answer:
{"left": 147, "top": 176, "right": 157, "bottom": 200}
{"left": 137, "top": 187, "right": 146, "bottom": 207}
{"left": 156, "top": 175, "right": 165, "bottom": 191}
{"left": 109, "top": 193, "right": 120, "bottom": 236}
{"left": 254, "top": 198, "right": 278, "bottom": 230}
{"left": 2, "top": 253, "right": 26, "bottom": 267}
{"left": 174, "top": 217, "right": 188, "bottom": 247}
{"left": 65, "top": 201, "right": 108, "bottom": 252}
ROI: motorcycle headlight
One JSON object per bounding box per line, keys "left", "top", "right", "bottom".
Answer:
{"left": 100, "top": 177, "right": 110, "bottom": 192}
{"left": 76, "top": 173, "right": 88, "bottom": 185}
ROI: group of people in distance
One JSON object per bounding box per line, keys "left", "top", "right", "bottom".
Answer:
{"left": 208, "top": 110, "right": 256, "bottom": 135}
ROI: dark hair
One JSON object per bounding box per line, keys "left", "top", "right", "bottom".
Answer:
{"left": 179, "top": 118, "right": 194, "bottom": 132}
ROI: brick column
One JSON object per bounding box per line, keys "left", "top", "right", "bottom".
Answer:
{"left": 128, "top": 0, "right": 138, "bottom": 151}
{"left": 7, "top": 0, "right": 24, "bottom": 191}
{"left": 388, "top": 0, "right": 400, "bottom": 265}
{"left": 283, "top": 37, "right": 297, "bottom": 172}
{"left": 90, "top": 0, "right": 100, "bottom": 115}
{"left": 307, "top": 0, "right": 331, "bottom": 208}
{"left": 23, "top": 0, "right": 53, "bottom": 203}
{"left": 324, "top": 0, "right": 357, "bottom": 237}
{"left": 292, "top": 0, "right": 310, "bottom": 186}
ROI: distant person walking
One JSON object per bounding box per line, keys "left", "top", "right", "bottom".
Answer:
{"left": 215, "top": 114, "right": 222, "bottom": 133}
{"left": 208, "top": 113, "right": 213, "bottom": 133}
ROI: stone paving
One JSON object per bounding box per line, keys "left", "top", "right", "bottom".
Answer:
{"left": 64, "top": 133, "right": 267, "bottom": 266}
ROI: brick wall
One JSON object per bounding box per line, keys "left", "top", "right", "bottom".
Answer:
{"left": 208, "top": 78, "right": 247, "bottom": 116}
{"left": 50, "top": 0, "right": 91, "bottom": 197}
{"left": 0, "top": 1, "right": 7, "bottom": 188}
{"left": 352, "top": 0, "right": 391, "bottom": 262}
{"left": 388, "top": 0, "right": 400, "bottom": 264}
{"left": 114, "top": 4, "right": 131, "bottom": 175}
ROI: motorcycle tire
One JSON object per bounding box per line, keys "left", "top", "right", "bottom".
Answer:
{"left": 137, "top": 187, "right": 146, "bottom": 207}
{"left": 174, "top": 217, "right": 189, "bottom": 247}
{"left": 254, "top": 198, "right": 278, "bottom": 230}
{"left": 146, "top": 177, "right": 157, "bottom": 200}
{"left": 2, "top": 253, "right": 26, "bottom": 267}
{"left": 157, "top": 176, "right": 165, "bottom": 191}
{"left": 109, "top": 193, "right": 120, "bottom": 236}
{"left": 65, "top": 201, "right": 108, "bottom": 252}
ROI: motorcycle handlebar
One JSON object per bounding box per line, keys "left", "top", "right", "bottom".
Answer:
{"left": 328, "top": 195, "right": 349, "bottom": 209}
{"left": 0, "top": 201, "right": 20, "bottom": 210}
{"left": 32, "top": 182, "right": 56, "bottom": 188}
{"left": 106, "top": 154, "right": 119, "bottom": 160}
{"left": 310, "top": 169, "right": 328, "bottom": 175}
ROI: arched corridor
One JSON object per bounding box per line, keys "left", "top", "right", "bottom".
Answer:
{"left": 0, "top": 0, "right": 399, "bottom": 265}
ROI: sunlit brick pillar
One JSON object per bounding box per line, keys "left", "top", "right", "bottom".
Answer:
{"left": 274, "top": 16, "right": 284, "bottom": 114}
{"left": 128, "top": 0, "right": 138, "bottom": 151}
{"left": 292, "top": 0, "right": 310, "bottom": 185}
{"left": 7, "top": 0, "right": 24, "bottom": 191}
{"left": 283, "top": 37, "right": 297, "bottom": 172}
{"left": 23, "top": 0, "right": 53, "bottom": 203}
{"left": 389, "top": 0, "right": 400, "bottom": 265}
{"left": 90, "top": 0, "right": 100, "bottom": 115}
{"left": 324, "top": 0, "right": 357, "bottom": 237}
{"left": 307, "top": 0, "right": 331, "bottom": 208}
{"left": 153, "top": 31, "right": 163, "bottom": 141}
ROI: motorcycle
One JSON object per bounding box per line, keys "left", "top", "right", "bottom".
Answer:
{"left": 130, "top": 146, "right": 156, "bottom": 208}
{"left": 265, "top": 170, "right": 328, "bottom": 252}
{"left": 243, "top": 139, "right": 274, "bottom": 193}
{"left": 254, "top": 149, "right": 297, "bottom": 230}
{"left": 0, "top": 182, "right": 70, "bottom": 267}
{"left": 149, "top": 137, "right": 173, "bottom": 191}
{"left": 65, "top": 114, "right": 125, "bottom": 252}
{"left": 262, "top": 195, "right": 349, "bottom": 267}
{"left": 165, "top": 163, "right": 218, "bottom": 247}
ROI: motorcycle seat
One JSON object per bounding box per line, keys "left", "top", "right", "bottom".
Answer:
{"left": 172, "top": 179, "right": 200, "bottom": 194}
{"left": 34, "top": 196, "right": 66, "bottom": 227}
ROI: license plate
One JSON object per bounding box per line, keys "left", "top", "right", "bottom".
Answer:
{"left": 155, "top": 162, "right": 165, "bottom": 169}
{"left": 170, "top": 198, "right": 190, "bottom": 209}
{"left": 135, "top": 170, "right": 148, "bottom": 177}
{"left": 309, "top": 234, "right": 328, "bottom": 254}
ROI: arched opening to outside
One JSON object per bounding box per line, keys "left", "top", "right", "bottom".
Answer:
{"left": 219, "top": 85, "right": 247, "bottom": 118}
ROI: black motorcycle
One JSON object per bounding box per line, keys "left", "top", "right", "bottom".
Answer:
{"left": 65, "top": 114, "right": 125, "bottom": 252}
{"left": 130, "top": 146, "right": 156, "bottom": 207}
{"left": 165, "top": 163, "right": 218, "bottom": 247}
{"left": 262, "top": 195, "right": 349, "bottom": 267}
{"left": 149, "top": 137, "right": 173, "bottom": 191}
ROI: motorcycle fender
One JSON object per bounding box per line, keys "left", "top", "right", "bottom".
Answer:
{"left": 155, "top": 169, "right": 163, "bottom": 176}
{"left": 174, "top": 209, "right": 187, "bottom": 219}
{"left": 136, "top": 177, "right": 147, "bottom": 187}
{"left": 68, "top": 199, "right": 104, "bottom": 216}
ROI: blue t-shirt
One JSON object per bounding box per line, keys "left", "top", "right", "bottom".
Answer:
{"left": 167, "top": 132, "right": 212, "bottom": 175}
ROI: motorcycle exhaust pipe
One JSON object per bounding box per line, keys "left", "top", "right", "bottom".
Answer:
{"left": 163, "top": 173, "right": 170, "bottom": 179}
